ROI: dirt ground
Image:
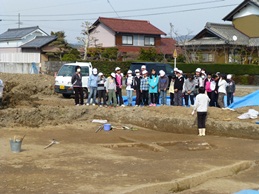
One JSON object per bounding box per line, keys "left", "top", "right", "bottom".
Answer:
{"left": 0, "top": 73, "right": 259, "bottom": 194}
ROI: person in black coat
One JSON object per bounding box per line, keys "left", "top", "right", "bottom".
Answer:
{"left": 133, "top": 69, "right": 142, "bottom": 106}
{"left": 174, "top": 70, "right": 184, "bottom": 106}
{"left": 71, "top": 66, "right": 84, "bottom": 106}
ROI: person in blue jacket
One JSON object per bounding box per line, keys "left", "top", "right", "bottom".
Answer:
{"left": 86, "top": 68, "right": 98, "bottom": 105}
{"left": 148, "top": 69, "right": 159, "bottom": 106}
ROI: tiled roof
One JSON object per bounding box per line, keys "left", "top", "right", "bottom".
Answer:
{"left": 223, "top": 0, "right": 259, "bottom": 21}
{"left": 185, "top": 22, "right": 250, "bottom": 46}
{"left": 0, "top": 26, "right": 46, "bottom": 41}
{"left": 94, "top": 17, "right": 166, "bottom": 35}
{"left": 20, "top": 36, "right": 57, "bottom": 48}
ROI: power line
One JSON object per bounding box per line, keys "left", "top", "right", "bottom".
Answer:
{"left": 107, "top": 0, "right": 120, "bottom": 18}
{"left": 1, "top": 0, "right": 226, "bottom": 17}
{"left": 1, "top": 4, "right": 238, "bottom": 22}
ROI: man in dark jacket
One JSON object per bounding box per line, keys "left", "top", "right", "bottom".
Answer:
{"left": 174, "top": 70, "right": 184, "bottom": 106}
{"left": 133, "top": 69, "right": 142, "bottom": 106}
{"left": 71, "top": 66, "right": 84, "bottom": 106}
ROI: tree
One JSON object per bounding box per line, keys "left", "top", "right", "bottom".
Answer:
{"left": 47, "top": 31, "right": 71, "bottom": 60}
{"left": 138, "top": 48, "right": 159, "bottom": 61}
{"left": 77, "top": 21, "right": 97, "bottom": 60}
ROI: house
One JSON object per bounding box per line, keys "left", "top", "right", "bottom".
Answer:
{"left": 183, "top": 0, "right": 259, "bottom": 64}
{"left": 89, "top": 17, "right": 176, "bottom": 60}
{"left": 0, "top": 26, "right": 57, "bottom": 64}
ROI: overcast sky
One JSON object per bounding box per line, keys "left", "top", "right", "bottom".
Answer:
{"left": 1, "top": 0, "right": 243, "bottom": 43}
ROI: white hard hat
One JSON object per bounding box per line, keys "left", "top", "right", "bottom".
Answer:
{"left": 93, "top": 68, "right": 98, "bottom": 74}
{"left": 174, "top": 67, "right": 179, "bottom": 72}
{"left": 227, "top": 74, "right": 232, "bottom": 79}
{"left": 127, "top": 70, "right": 132, "bottom": 74}
{"left": 115, "top": 67, "right": 121, "bottom": 71}
{"left": 141, "top": 65, "right": 146, "bottom": 69}
{"left": 98, "top": 72, "right": 103, "bottom": 76}
{"left": 142, "top": 70, "right": 148, "bottom": 75}
{"left": 196, "top": 68, "right": 201, "bottom": 72}
{"left": 135, "top": 69, "right": 140, "bottom": 73}
{"left": 177, "top": 70, "right": 183, "bottom": 74}
{"left": 111, "top": 73, "right": 116, "bottom": 78}
{"left": 160, "top": 70, "right": 165, "bottom": 77}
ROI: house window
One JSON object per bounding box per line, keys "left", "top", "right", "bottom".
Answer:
{"left": 202, "top": 53, "right": 214, "bottom": 62}
{"left": 122, "top": 36, "right": 133, "bottom": 45}
{"left": 144, "top": 37, "right": 155, "bottom": 46}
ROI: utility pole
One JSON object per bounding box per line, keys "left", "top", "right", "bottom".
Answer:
{"left": 18, "top": 13, "right": 22, "bottom": 28}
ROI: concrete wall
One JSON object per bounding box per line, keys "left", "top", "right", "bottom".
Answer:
{"left": 0, "top": 62, "right": 40, "bottom": 74}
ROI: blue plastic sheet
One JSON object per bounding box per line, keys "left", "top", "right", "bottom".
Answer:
{"left": 235, "top": 190, "right": 259, "bottom": 194}
{"left": 228, "top": 90, "right": 259, "bottom": 109}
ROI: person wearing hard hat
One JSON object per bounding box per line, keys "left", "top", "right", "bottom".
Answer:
{"left": 97, "top": 72, "right": 107, "bottom": 107}
{"left": 86, "top": 68, "right": 98, "bottom": 106}
{"left": 115, "top": 67, "right": 125, "bottom": 107}
{"left": 140, "top": 70, "right": 149, "bottom": 106}
{"left": 71, "top": 66, "right": 84, "bottom": 106}
{"left": 133, "top": 69, "right": 142, "bottom": 107}
{"left": 105, "top": 73, "right": 117, "bottom": 107}
{"left": 193, "top": 68, "right": 201, "bottom": 96}
{"left": 125, "top": 70, "right": 134, "bottom": 106}
{"left": 158, "top": 70, "right": 169, "bottom": 106}
{"left": 174, "top": 69, "right": 184, "bottom": 106}
{"left": 226, "top": 74, "right": 235, "bottom": 106}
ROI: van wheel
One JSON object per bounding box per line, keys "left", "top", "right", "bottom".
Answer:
{"left": 83, "top": 88, "right": 88, "bottom": 99}
{"left": 62, "top": 94, "right": 71, "bottom": 98}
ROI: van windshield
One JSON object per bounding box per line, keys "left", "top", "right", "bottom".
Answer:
{"left": 57, "top": 65, "right": 89, "bottom": 76}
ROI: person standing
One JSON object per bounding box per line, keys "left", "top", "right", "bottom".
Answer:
{"left": 183, "top": 74, "right": 195, "bottom": 106}
{"left": 158, "top": 70, "right": 169, "bottom": 106}
{"left": 71, "top": 66, "right": 84, "bottom": 106}
{"left": 174, "top": 70, "right": 184, "bottom": 106}
{"left": 148, "top": 69, "right": 159, "bottom": 106}
{"left": 86, "top": 68, "right": 98, "bottom": 105}
{"left": 140, "top": 70, "right": 149, "bottom": 106}
{"left": 191, "top": 87, "right": 210, "bottom": 136}
{"left": 115, "top": 67, "right": 125, "bottom": 107}
{"left": 133, "top": 69, "right": 142, "bottom": 107}
{"left": 217, "top": 74, "right": 227, "bottom": 108}
{"left": 226, "top": 74, "right": 236, "bottom": 106}
{"left": 168, "top": 75, "right": 175, "bottom": 106}
{"left": 105, "top": 73, "right": 117, "bottom": 107}
{"left": 125, "top": 70, "right": 134, "bottom": 106}
{"left": 204, "top": 73, "right": 214, "bottom": 106}
{"left": 97, "top": 72, "right": 107, "bottom": 107}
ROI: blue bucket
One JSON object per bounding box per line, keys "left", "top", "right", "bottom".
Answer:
{"left": 103, "top": 124, "right": 111, "bottom": 131}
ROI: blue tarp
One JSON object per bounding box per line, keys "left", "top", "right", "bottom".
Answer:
{"left": 228, "top": 90, "right": 259, "bottom": 109}
{"left": 235, "top": 190, "right": 259, "bottom": 194}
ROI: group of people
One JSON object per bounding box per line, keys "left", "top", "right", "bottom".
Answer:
{"left": 71, "top": 65, "right": 236, "bottom": 109}
{"left": 71, "top": 65, "right": 236, "bottom": 136}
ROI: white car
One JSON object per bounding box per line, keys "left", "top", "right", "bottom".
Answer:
{"left": 54, "top": 62, "right": 93, "bottom": 98}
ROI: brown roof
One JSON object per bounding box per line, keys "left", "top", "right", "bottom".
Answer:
{"left": 94, "top": 17, "right": 166, "bottom": 35}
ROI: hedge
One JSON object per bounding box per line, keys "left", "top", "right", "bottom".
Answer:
{"left": 91, "top": 61, "right": 259, "bottom": 76}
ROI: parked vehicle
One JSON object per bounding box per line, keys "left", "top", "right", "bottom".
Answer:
{"left": 129, "top": 62, "right": 174, "bottom": 77}
{"left": 54, "top": 62, "right": 93, "bottom": 98}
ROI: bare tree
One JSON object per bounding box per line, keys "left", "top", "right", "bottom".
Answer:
{"left": 77, "top": 21, "right": 97, "bottom": 60}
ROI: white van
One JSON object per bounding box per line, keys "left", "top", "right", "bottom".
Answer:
{"left": 54, "top": 62, "right": 93, "bottom": 98}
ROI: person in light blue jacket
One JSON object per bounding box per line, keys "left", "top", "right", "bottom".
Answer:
{"left": 86, "top": 68, "right": 98, "bottom": 105}
{"left": 148, "top": 69, "right": 159, "bottom": 106}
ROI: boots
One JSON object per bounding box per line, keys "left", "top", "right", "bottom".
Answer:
{"left": 198, "top": 129, "right": 202, "bottom": 136}
{"left": 201, "top": 128, "right": 206, "bottom": 136}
